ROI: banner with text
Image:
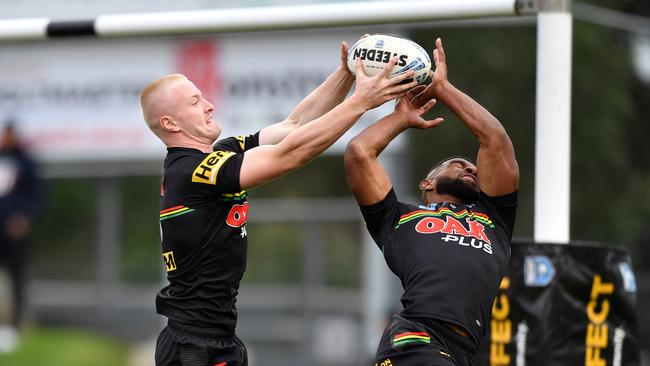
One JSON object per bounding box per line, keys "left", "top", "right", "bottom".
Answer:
{"left": 0, "top": 29, "right": 398, "bottom": 163}
{"left": 476, "top": 241, "right": 639, "bottom": 366}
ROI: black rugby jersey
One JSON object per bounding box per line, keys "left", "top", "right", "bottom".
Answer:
{"left": 156, "top": 133, "right": 259, "bottom": 335}
{"left": 360, "top": 189, "right": 517, "bottom": 348}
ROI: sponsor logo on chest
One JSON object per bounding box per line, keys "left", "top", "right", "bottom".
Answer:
{"left": 397, "top": 207, "right": 495, "bottom": 254}
{"left": 226, "top": 200, "right": 248, "bottom": 238}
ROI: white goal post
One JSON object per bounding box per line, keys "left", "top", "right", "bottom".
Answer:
{"left": 0, "top": 0, "right": 535, "bottom": 42}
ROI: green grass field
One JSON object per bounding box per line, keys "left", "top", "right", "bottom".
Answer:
{"left": 0, "top": 327, "right": 128, "bottom": 366}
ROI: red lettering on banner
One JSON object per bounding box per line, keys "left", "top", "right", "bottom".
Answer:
{"left": 226, "top": 202, "right": 248, "bottom": 228}
{"left": 176, "top": 41, "right": 220, "bottom": 105}
{"left": 442, "top": 216, "right": 470, "bottom": 236}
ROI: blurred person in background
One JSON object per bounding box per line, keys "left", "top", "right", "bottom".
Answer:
{"left": 345, "top": 38, "right": 518, "bottom": 366}
{"left": 0, "top": 121, "right": 41, "bottom": 353}
{"left": 140, "top": 42, "right": 418, "bottom": 366}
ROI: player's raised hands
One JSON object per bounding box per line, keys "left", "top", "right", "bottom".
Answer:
{"left": 429, "top": 37, "right": 448, "bottom": 89}
{"left": 339, "top": 34, "right": 370, "bottom": 75}
{"left": 339, "top": 41, "right": 352, "bottom": 75}
{"left": 412, "top": 37, "right": 449, "bottom": 108}
{"left": 349, "top": 56, "right": 418, "bottom": 111}
{"left": 395, "top": 85, "right": 444, "bottom": 130}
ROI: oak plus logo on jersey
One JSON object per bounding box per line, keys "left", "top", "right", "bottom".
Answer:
{"left": 226, "top": 202, "right": 249, "bottom": 238}
{"left": 162, "top": 251, "right": 177, "bottom": 272}
{"left": 397, "top": 208, "right": 495, "bottom": 254}
{"left": 192, "top": 150, "right": 236, "bottom": 185}
{"left": 226, "top": 202, "right": 248, "bottom": 227}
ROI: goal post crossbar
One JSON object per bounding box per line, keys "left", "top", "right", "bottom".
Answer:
{"left": 0, "top": 0, "right": 530, "bottom": 43}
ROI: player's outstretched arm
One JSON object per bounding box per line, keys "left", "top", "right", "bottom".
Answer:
{"left": 239, "top": 57, "right": 418, "bottom": 190}
{"left": 258, "top": 42, "right": 355, "bottom": 145}
{"left": 345, "top": 86, "right": 443, "bottom": 205}
{"left": 414, "top": 38, "right": 519, "bottom": 196}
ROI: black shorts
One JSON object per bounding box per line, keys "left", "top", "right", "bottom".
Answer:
{"left": 373, "top": 315, "right": 476, "bottom": 366}
{"left": 155, "top": 324, "right": 247, "bottom": 366}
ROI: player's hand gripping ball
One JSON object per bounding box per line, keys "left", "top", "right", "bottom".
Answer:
{"left": 347, "top": 34, "right": 431, "bottom": 84}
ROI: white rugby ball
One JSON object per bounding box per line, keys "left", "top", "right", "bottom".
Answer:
{"left": 347, "top": 34, "right": 431, "bottom": 84}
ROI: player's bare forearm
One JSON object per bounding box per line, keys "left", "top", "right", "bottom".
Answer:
{"left": 286, "top": 66, "right": 355, "bottom": 126}
{"left": 430, "top": 81, "right": 505, "bottom": 143}
{"left": 346, "top": 86, "right": 442, "bottom": 205}
{"left": 280, "top": 55, "right": 416, "bottom": 161}
{"left": 259, "top": 67, "right": 354, "bottom": 146}
{"left": 241, "top": 56, "right": 416, "bottom": 190}
{"left": 349, "top": 112, "right": 408, "bottom": 159}
{"left": 284, "top": 98, "right": 367, "bottom": 164}
{"left": 433, "top": 81, "right": 519, "bottom": 194}
{"left": 259, "top": 41, "right": 354, "bottom": 145}
{"left": 344, "top": 113, "right": 407, "bottom": 205}
{"left": 417, "top": 38, "right": 510, "bottom": 149}
{"left": 240, "top": 98, "right": 367, "bottom": 189}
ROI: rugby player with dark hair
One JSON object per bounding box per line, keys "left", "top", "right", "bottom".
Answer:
{"left": 344, "top": 37, "right": 519, "bottom": 366}
{"left": 141, "top": 42, "right": 419, "bottom": 366}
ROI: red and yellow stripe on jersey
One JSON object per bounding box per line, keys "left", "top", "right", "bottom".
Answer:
{"left": 160, "top": 205, "right": 195, "bottom": 221}
{"left": 392, "top": 331, "right": 431, "bottom": 347}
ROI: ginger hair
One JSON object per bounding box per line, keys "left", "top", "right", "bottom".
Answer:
{"left": 140, "top": 74, "right": 187, "bottom": 137}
